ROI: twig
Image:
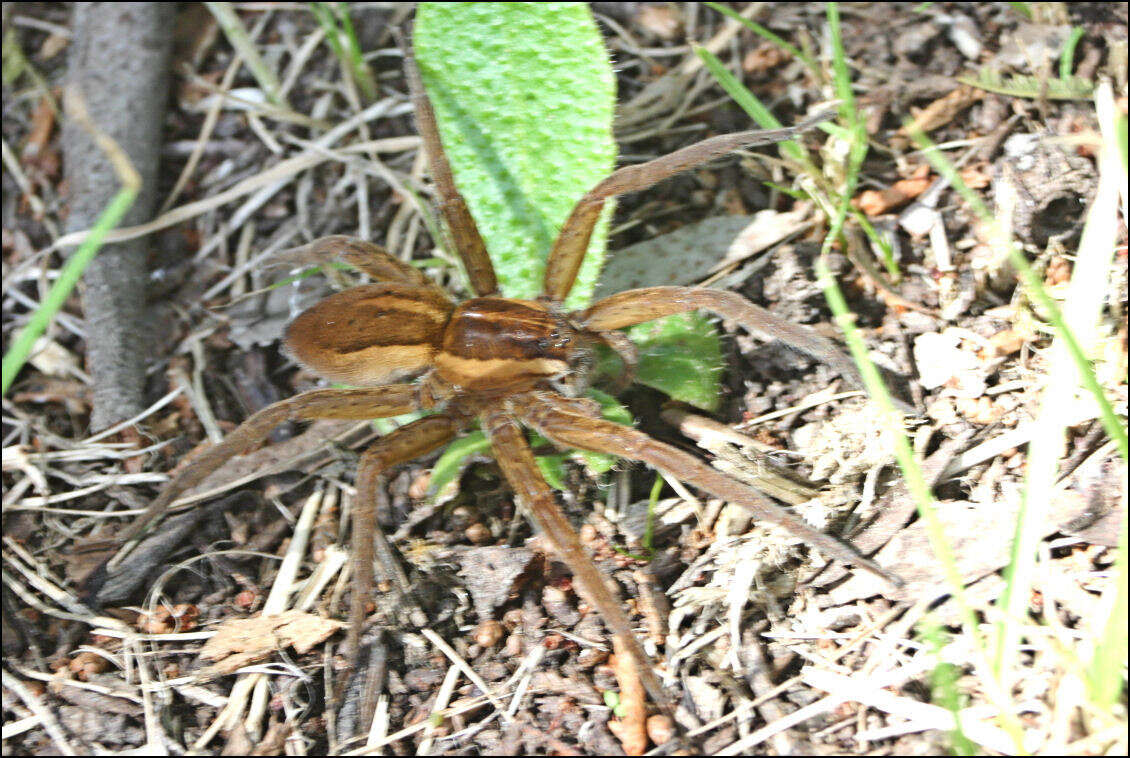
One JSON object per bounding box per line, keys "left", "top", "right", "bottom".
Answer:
{"left": 420, "top": 628, "right": 509, "bottom": 721}
{"left": 1, "top": 671, "right": 76, "bottom": 755}
{"left": 416, "top": 665, "right": 460, "bottom": 755}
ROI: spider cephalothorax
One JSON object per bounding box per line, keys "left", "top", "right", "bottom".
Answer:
{"left": 103, "top": 32, "right": 901, "bottom": 716}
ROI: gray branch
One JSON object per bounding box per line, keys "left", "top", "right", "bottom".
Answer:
{"left": 63, "top": 2, "right": 173, "bottom": 429}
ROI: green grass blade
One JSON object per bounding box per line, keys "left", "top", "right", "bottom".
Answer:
{"left": 1008, "top": 2, "right": 1033, "bottom": 20}
{"left": 816, "top": 255, "right": 1023, "bottom": 749}
{"left": 310, "top": 2, "right": 378, "bottom": 102}
{"left": 821, "top": 4, "right": 868, "bottom": 260}
{"left": 909, "top": 132, "right": 1127, "bottom": 463}
{"left": 703, "top": 2, "right": 820, "bottom": 78}
{"left": 1087, "top": 503, "right": 1128, "bottom": 708}
{"left": 695, "top": 46, "right": 809, "bottom": 165}
{"left": 909, "top": 86, "right": 1127, "bottom": 716}
{"left": 2, "top": 187, "right": 138, "bottom": 397}
{"left": 957, "top": 68, "right": 1094, "bottom": 100}
{"left": 815, "top": 259, "right": 976, "bottom": 622}
{"left": 204, "top": 2, "right": 284, "bottom": 105}
{"left": 4, "top": 89, "right": 143, "bottom": 397}
{"left": 920, "top": 616, "right": 976, "bottom": 756}
{"left": 1059, "top": 26, "right": 1085, "bottom": 80}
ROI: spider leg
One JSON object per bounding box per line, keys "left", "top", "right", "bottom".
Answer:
{"left": 542, "top": 110, "right": 835, "bottom": 303}
{"left": 481, "top": 407, "right": 671, "bottom": 707}
{"left": 347, "top": 414, "right": 457, "bottom": 731}
{"left": 516, "top": 391, "right": 904, "bottom": 587}
{"left": 273, "top": 235, "right": 452, "bottom": 298}
{"left": 404, "top": 37, "right": 499, "bottom": 297}
{"left": 578, "top": 285, "right": 914, "bottom": 410}
{"left": 113, "top": 385, "right": 431, "bottom": 548}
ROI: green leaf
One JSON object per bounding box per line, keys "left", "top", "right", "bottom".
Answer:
{"left": 2, "top": 26, "right": 27, "bottom": 86}
{"left": 535, "top": 454, "right": 569, "bottom": 491}
{"left": 631, "top": 313, "right": 725, "bottom": 413}
{"left": 417, "top": 3, "right": 725, "bottom": 410}
{"left": 428, "top": 391, "right": 631, "bottom": 501}
{"left": 428, "top": 430, "right": 493, "bottom": 503}
{"left": 575, "top": 389, "right": 631, "bottom": 474}
{"left": 414, "top": 2, "right": 615, "bottom": 307}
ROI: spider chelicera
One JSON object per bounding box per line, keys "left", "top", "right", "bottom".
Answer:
{"left": 110, "top": 36, "right": 900, "bottom": 708}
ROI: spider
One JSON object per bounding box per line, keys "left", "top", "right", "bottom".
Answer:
{"left": 109, "top": 39, "right": 900, "bottom": 707}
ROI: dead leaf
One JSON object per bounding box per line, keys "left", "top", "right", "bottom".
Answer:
{"left": 986, "top": 329, "right": 1028, "bottom": 357}
{"left": 198, "top": 610, "right": 343, "bottom": 676}
{"left": 960, "top": 164, "right": 992, "bottom": 189}
{"left": 712, "top": 204, "right": 813, "bottom": 272}
{"left": 69, "top": 651, "right": 110, "bottom": 680}
{"left": 646, "top": 714, "right": 676, "bottom": 747}
{"left": 636, "top": 5, "right": 680, "bottom": 39}
{"left": 37, "top": 32, "right": 68, "bottom": 61}
{"left": 22, "top": 95, "right": 55, "bottom": 160}
{"left": 28, "top": 336, "right": 82, "bottom": 380}
{"left": 137, "top": 603, "right": 199, "bottom": 634}
{"left": 914, "top": 330, "right": 988, "bottom": 398}
{"left": 743, "top": 44, "right": 790, "bottom": 74}
{"left": 898, "top": 85, "right": 983, "bottom": 135}
{"left": 456, "top": 546, "right": 535, "bottom": 619}
{"left": 11, "top": 377, "right": 90, "bottom": 415}
{"left": 595, "top": 216, "right": 755, "bottom": 297}
{"left": 955, "top": 396, "right": 1005, "bottom": 424}
{"left": 829, "top": 484, "right": 1103, "bottom": 605}
{"left": 854, "top": 172, "right": 933, "bottom": 216}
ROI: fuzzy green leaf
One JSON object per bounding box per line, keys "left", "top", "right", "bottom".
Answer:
{"left": 414, "top": 2, "right": 615, "bottom": 307}
{"left": 631, "top": 313, "right": 725, "bottom": 413}
{"left": 428, "top": 390, "right": 631, "bottom": 500}
{"left": 416, "top": 2, "right": 724, "bottom": 411}
{"left": 428, "top": 431, "right": 493, "bottom": 504}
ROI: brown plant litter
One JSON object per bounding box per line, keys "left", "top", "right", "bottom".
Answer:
{"left": 2, "top": 2, "right": 1126, "bottom": 756}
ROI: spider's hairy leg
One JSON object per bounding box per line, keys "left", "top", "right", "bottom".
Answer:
{"left": 403, "top": 35, "right": 499, "bottom": 297}
{"left": 274, "top": 236, "right": 451, "bottom": 297}
{"left": 579, "top": 285, "right": 911, "bottom": 408}
{"left": 518, "top": 391, "right": 904, "bottom": 587}
{"left": 481, "top": 407, "right": 672, "bottom": 707}
{"left": 347, "top": 414, "right": 457, "bottom": 731}
{"left": 541, "top": 110, "right": 836, "bottom": 303}
{"left": 112, "top": 386, "right": 430, "bottom": 549}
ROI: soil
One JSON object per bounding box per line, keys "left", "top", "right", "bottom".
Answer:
{"left": 2, "top": 3, "right": 1126, "bottom": 755}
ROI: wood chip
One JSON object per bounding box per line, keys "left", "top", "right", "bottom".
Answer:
{"left": 197, "top": 610, "right": 343, "bottom": 676}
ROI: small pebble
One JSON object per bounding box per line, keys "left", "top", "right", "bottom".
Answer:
{"left": 474, "top": 620, "right": 504, "bottom": 647}
{"left": 464, "top": 522, "right": 491, "bottom": 543}
{"left": 646, "top": 714, "right": 676, "bottom": 746}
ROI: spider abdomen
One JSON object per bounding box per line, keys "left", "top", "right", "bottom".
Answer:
{"left": 284, "top": 283, "right": 453, "bottom": 386}
{"left": 436, "top": 297, "right": 577, "bottom": 392}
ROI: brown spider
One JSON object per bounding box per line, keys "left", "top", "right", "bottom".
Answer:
{"left": 110, "top": 41, "right": 899, "bottom": 707}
